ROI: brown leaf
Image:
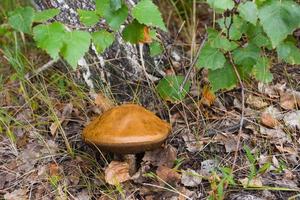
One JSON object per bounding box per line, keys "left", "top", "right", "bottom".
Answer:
{"left": 104, "top": 161, "right": 130, "bottom": 185}
{"left": 246, "top": 94, "right": 268, "bottom": 109}
{"left": 156, "top": 165, "right": 181, "bottom": 186}
{"left": 261, "top": 113, "right": 279, "bottom": 128}
{"left": 142, "top": 145, "right": 177, "bottom": 167}
{"left": 280, "top": 89, "right": 300, "bottom": 110}
{"left": 94, "top": 92, "right": 114, "bottom": 112}
{"left": 200, "top": 85, "right": 216, "bottom": 106}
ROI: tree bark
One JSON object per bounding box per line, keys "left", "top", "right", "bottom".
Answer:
{"left": 32, "top": 0, "right": 171, "bottom": 106}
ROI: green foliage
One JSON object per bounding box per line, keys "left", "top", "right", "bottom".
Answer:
{"left": 233, "top": 43, "right": 260, "bottom": 68}
{"left": 60, "top": 31, "right": 91, "bottom": 69}
{"left": 92, "top": 30, "right": 114, "bottom": 53}
{"left": 122, "top": 20, "right": 145, "bottom": 43}
{"left": 33, "top": 22, "right": 66, "bottom": 60}
{"left": 252, "top": 56, "right": 273, "bottom": 83}
{"left": 258, "top": 0, "right": 300, "bottom": 48}
{"left": 78, "top": 9, "right": 99, "bottom": 26}
{"left": 132, "top": 0, "right": 167, "bottom": 31}
{"left": 208, "top": 62, "right": 237, "bottom": 92}
{"left": 96, "top": 0, "right": 128, "bottom": 30}
{"left": 34, "top": 8, "right": 60, "bottom": 22}
{"left": 8, "top": 6, "right": 34, "bottom": 33}
{"left": 156, "top": 75, "right": 191, "bottom": 102}
{"left": 206, "top": 0, "right": 234, "bottom": 13}
{"left": 110, "top": 0, "right": 122, "bottom": 11}
{"left": 104, "top": 4, "right": 128, "bottom": 30}
{"left": 150, "top": 41, "right": 163, "bottom": 56}
{"left": 237, "top": 1, "right": 258, "bottom": 25}
{"left": 196, "top": 44, "right": 226, "bottom": 70}
{"left": 277, "top": 40, "right": 300, "bottom": 65}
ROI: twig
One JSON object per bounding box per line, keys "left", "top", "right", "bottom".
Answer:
{"left": 179, "top": 33, "right": 207, "bottom": 92}
{"left": 228, "top": 52, "right": 245, "bottom": 171}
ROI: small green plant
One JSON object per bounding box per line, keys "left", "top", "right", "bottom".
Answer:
{"left": 243, "top": 145, "right": 271, "bottom": 183}
{"left": 195, "top": 0, "right": 300, "bottom": 91}
{"left": 208, "top": 167, "right": 235, "bottom": 200}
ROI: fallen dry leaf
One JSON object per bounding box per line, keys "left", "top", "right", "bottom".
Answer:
{"left": 94, "top": 92, "right": 114, "bottom": 112}
{"left": 156, "top": 165, "right": 181, "bottom": 186}
{"left": 182, "top": 131, "right": 203, "bottom": 153}
{"left": 239, "top": 176, "right": 263, "bottom": 188}
{"left": 261, "top": 113, "right": 279, "bottom": 128}
{"left": 4, "top": 189, "right": 28, "bottom": 200}
{"left": 283, "top": 111, "right": 300, "bottom": 129}
{"left": 105, "top": 161, "right": 130, "bottom": 185}
{"left": 257, "top": 83, "right": 279, "bottom": 98}
{"left": 246, "top": 94, "right": 268, "bottom": 109}
{"left": 143, "top": 145, "right": 177, "bottom": 168}
{"left": 260, "top": 126, "right": 291, "bottom": 144}
{"left": 260, "top": 106, "right": 281, "bottom": 128}
{"left": 181, "top": 169, "right": 202, "bottom": 187}
{"left": 214, "top": 133, "right": 240, "bottom": 153}
{"left": 279, "top": 89, "right": 300, "bottom": 110}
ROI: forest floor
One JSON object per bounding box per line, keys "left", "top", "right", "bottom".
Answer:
{"left": 1, "top": 1, "right": 300, "bottom": 200}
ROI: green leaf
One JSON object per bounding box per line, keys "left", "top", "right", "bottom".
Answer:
{"left": 122, "top": 20, "right": 145, "bottom": 43}
{"left": 33, "top": 22, "right": 66, "bottom": 60}
{"left": 96, "top": 0, "right": 128, "bottom": 30}
{"left": 61, "top": 31, "right": 91, "bottom": 69}
{"left": 106, "top": 4, "right": 128, "bottom": 30}
{"left": 95, "top": 0, "right": 110, "bottom": 16}
{"left": 156, "top": 75, "right": 191, "bottom": 102}
{"left": 132, "top": 0, "right": 167, "bottom": 31}
{"left": 34, "top": 8, "right": 60, "bottom": 22}
{"left": 78, "top": 9, "right": 99, "bottom": 26}
{"left": 238, "top": 1, "right": 258, "bottom": 25}
{"left": 246, "top": 24, "right": 271, "bottom": 48}
{"left": 252, "top": 56, "right": 273, "bottom": 83}
{"left": 206, "top": 0, "right": 234, "bottom": 13}
{"left": 233, "top": 43, "right": 260, "bottom": 68}
{"left": 110, "top": 0, "right": 122, "bottom": 11}
{"left": 8, "top": 7, "right": 34, "bottom": 34}
{"left": 196, "top": 44, "right": 226, "bottom": 70}
{"left": 218, "top": 16, "right": 248, "bottom": 40}
{"left": 208, "top": 62, "right": 237, "bottom": 91}
{"left": 258, "top": 0, "right": 300, "bottom": 48}
{"left": 150, "top": 41, "right": 163, "bottom": 56}
{"left": 207, "top": 28, "right": 238, "bottom": 51}
{"left": 277, "top": 41, "right": 300, "bottom": 65}
{"left": 92, "top": 30, "right": 114, "bottom": 53}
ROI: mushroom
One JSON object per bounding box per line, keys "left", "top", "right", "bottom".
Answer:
{"left": 82, "top": 104, "right": 171, "bottom": 174}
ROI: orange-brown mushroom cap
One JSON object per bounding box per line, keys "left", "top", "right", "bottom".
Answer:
{"left": 82, "top": 104, "right": 171, "bottom": 154}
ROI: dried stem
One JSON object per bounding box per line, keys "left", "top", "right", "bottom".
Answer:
{"left": 228, "top": 52, "right": 245, "bottom": 171}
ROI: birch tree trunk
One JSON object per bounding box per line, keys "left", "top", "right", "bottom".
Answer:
{"left": 32, "top": 0, "right": 172, "bottom": 106}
